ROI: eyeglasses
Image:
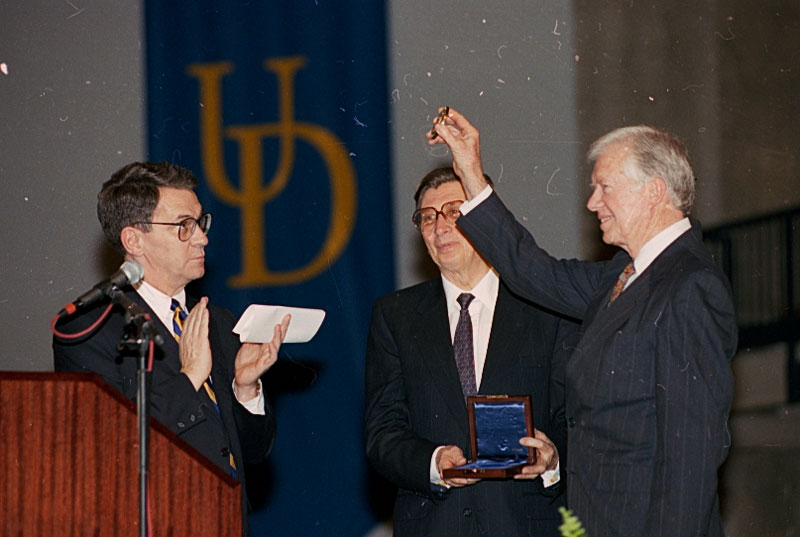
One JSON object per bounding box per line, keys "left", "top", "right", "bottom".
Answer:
{"left": 136, "top": 213, "right": 212, "bottom": 241}
{"left": 412, "top": 200, "right": 464, "bottom": 230}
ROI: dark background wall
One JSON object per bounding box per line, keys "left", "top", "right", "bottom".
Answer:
{"left": 572, "top": 0, "right": 799, "bottom": 224}
{"left": 564, "top": 4, "right": 800, "bottom": 533}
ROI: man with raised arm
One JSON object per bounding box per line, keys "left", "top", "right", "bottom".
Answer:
{"left": 429, "top": 109, "right": 737, "bottom": 537}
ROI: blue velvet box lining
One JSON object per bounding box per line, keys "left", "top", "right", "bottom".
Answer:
{"left": 473, "top": 400, "right": 529, "bottom": 465}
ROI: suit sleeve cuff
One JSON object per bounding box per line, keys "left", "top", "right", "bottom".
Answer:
{"left": 541, "top": 460, "right": 560, "bottom": 488}
{"left": 429, "top": 446, "right": 449, "bottom": 487}
{"left": 233, "top": 379, "right": 265, "bottom": 415}
{"left": 459, "top": 185, "right": 493, "bottom": 215}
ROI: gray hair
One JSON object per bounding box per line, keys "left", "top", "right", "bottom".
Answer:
{"left": 98, "top": 161, "right": 199, "bottom": 253}
{"left": 587, "top": 126, "right": 695, "bottom": 215}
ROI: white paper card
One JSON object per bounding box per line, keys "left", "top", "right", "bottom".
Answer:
{"left": 233, "top": 305, "right": 326, "bottom": 344}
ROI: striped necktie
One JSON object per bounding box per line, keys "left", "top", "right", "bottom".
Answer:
{"left": 608, "top": 262, "right": 636, "bottom": 305}
{"left": 453, "top": 293, "right": 478, "bottom": 399}
{"left": 171, "top": 298, "right": 187, "bottom": 340}
{"left": 170, "top": 299, "right": 237, "bottom": 478}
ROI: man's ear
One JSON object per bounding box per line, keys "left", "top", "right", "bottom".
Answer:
{"left": 120, "top": 226, "right": 144, "bottom": 257}
{"left": 646, "top": 177, "right": 669, "bottom": 207}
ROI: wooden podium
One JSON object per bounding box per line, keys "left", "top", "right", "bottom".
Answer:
{"left": 0, "top": 372, "right": 242, "bottom": 536}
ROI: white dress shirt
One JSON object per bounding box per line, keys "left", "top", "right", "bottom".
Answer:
{"left": 429, "top": 269, "right": 559, "bottom": 487}
{"left": 135, "top": 280, "right": 264, "bottom": 414}
{"left": 441, "top": 269, "right": 498, "bottom": 389}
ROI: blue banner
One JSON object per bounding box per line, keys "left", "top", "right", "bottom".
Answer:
{"left": 145, "top": 2, "right": 393, "bottom": 535}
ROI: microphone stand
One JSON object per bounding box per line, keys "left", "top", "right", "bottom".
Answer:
{"left": 112, "top": 289, "right": 162, "bottom": 537}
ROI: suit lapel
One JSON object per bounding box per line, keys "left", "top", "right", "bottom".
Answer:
{"left": 411, "top": 282, "right": 470, "bottom": 432}
{"left": 207, "top": 303, "right": 235, "bottom": 424}
{"left": 580, "top": 232, "right": 693, "bottom": 349}
{"left": 126, "top": 289, "right": 181, "bottom": 373}
{"left": 581, "top": 271, "right": 650, "bottom": 348}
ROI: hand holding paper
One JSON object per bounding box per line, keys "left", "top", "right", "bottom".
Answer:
{"left": 234, "top": 313, "right": 291, "bottom": 399}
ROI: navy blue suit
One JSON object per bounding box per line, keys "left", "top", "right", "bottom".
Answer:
{"left": 53, "top": 289, "right": 275, "bottom": 536}
{"left": 365, "top": 277, "right": 576, "bottom": 536}
{"left": 458, "top": 192, "right": 737, "bottom": 537}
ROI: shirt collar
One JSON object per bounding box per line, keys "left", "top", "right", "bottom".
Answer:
{"left": 633, "top": 217, "right": 691, "bottom": 275}
{"left": 441, "top": 269, "right": 499, "bottom": 311}
{"left": 135, "top": 279, "right": 187, "bottom": 312}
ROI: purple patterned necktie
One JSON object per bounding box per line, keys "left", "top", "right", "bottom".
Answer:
{"left": 454, "top": 293, "right": 477, "bottom": 399}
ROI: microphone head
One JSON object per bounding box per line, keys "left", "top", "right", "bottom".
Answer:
{"left": 119, "top": 260, "right": 144, "bottom": 285}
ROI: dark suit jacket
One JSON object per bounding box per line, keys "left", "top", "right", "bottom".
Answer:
{"left": 53, "top": 289, "right": 276, "bottom": 536}
{"left": 458, "top": 192, "right": 737, "bottom": 537}
{"left": 365, "top": 277, "right": 575, "bottom": 537}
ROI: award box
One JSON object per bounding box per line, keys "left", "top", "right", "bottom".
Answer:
{"left": 441, "top": 394, "right": 535, "bottom": 479}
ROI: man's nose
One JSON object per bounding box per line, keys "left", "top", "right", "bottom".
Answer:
{"left": 433, "top": 212, "right": 453, "bottom": 233}
{"left": 586, "top": 188, "right": 601, "bottom": 212}
{"left": 193, "top": 227, "right": 209, "bottom": 245}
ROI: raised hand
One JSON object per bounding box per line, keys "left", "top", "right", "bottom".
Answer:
{"left": 179, "top": 297, "right": 213, "bottom": 391}
{"left": 233, "top": 313, "right": 291, "bottom": 401}
{"left": 426, "top": 106, "right": 489, "bottom": 199}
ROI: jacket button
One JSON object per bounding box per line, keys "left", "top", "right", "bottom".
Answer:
{"left": 568, "top": 417, "right": 576, "bottom": 428}
{"left": 220, "top": 447, "right": 230, "bottom": 457}
{"left": 463, "top": 508, "right": 472, "bottom": 517}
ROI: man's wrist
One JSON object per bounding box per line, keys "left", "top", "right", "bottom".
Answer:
{"left": 430, "top": 446, "right": 447, "bottom": 485}
{"left": 459, "top": 185, "right": 493, "bottom": 215}
{"left": 234, "top": 380, "right": 261, "bottom": 402}
{"left": 235, "top": 379, "right": 265, "bottom": 415}
{"left": 460, "top": 167, "right": 489, "bottom": 199}
{"left": 541, "top": 460, "right": 560, "bottom": 488}
{"left": 180, "top": 368, "right": 207, "bottom": 391}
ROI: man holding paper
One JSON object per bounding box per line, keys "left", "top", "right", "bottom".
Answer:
{"left": 53, "top": 161, "right": 289, "bottom": 536}
{"left": 365, "top": 167, "right": 577, "bottom": 536}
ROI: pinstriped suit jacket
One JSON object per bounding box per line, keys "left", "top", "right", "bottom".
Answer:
{"left": 458, "top": 192, "right": 737, "bottom": 537}
{"left": 365, "top": 278, "right": 576, "bottom": 537}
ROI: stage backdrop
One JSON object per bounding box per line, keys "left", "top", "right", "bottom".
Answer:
{"left": 145, "top": 2, "right": 394, "bottom": 535}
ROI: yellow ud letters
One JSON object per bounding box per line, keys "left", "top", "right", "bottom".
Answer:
{"left": 188, "top": 56, "right": 357, "bottom": 287}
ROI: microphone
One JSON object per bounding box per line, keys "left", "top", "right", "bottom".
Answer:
{"left": 59, "top": 260, "right": 144, "bottom": 317}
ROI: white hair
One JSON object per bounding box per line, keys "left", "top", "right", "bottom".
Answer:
{"left": 588, "top": 125, "right": 695, "bottom": 215}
